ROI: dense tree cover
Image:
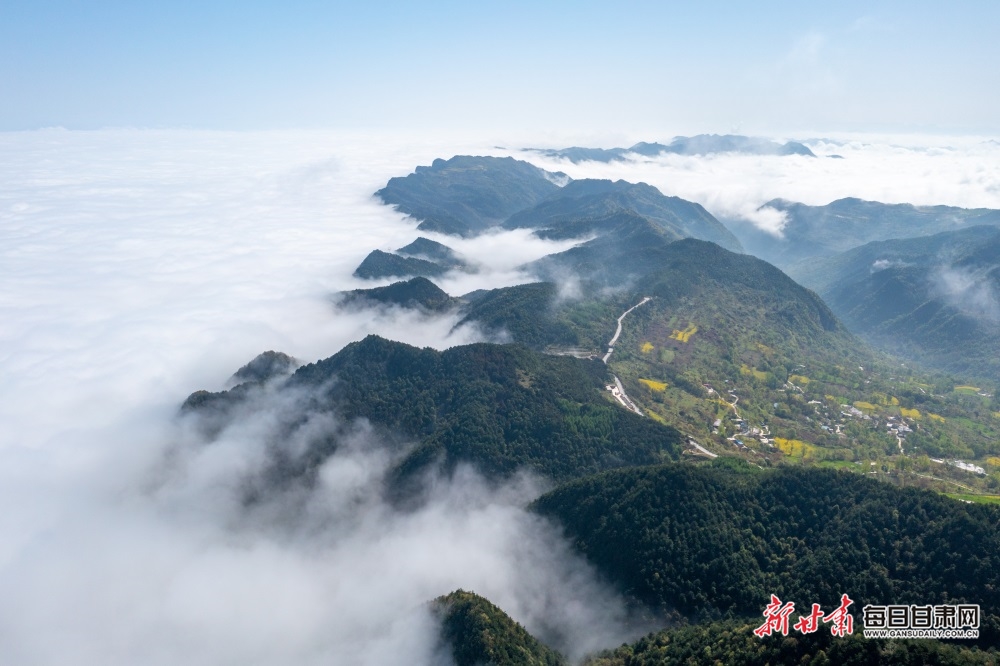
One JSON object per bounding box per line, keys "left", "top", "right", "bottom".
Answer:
{"left": 455, "top": 282, "right": 587, "bottom": 349}
{"left": 503, "top": 178, "right": 741, "bottom": 251}
{"left": 533, "top": 460, "right": 1000, "bottom": 641}
{"left": 185, "top": 336, "right": 682, "bottom": 487}
{"left": 586, "top": 618, "right": 998, "bottom": 665}
{"left": 339, "top": 276, "right": 457, "bottom": 312}
{"left": 375, "top": 155, "right": 562, "bottom": 236}
{"left": 433, "top": 590, "right": 565, "bottom": 666}
{"left": 448, "top": 225, "right": 1000, "bottom": 464}
{"left": 352, "top": 249, "right": 448, "bottom": 280}
{"left": 530, "top": 223, "right": 844, "bottom": 349}
{"left": 294, "top": 336, "right": 681, "bottom": 483}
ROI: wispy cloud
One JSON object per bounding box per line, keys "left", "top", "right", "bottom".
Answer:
{"left": 930, "top": 265, "right": 1000, "bottom": 322}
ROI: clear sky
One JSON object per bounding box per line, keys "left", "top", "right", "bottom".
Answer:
{"left": 2, "top": 0, "right": 999, "bottom": 135}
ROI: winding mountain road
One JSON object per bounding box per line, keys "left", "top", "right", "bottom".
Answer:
{"left": 602, "top": 296, "right": 652, "bottom": 363}
{"left": 603, "top": 297, "right": 652, "bottom": 417}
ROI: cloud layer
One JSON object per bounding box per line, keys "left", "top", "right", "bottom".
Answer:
{"left": 3, "top": 128, "right": 999, "bottom": 664}
{"left": 0, "top": 129, "right": 644, "bottom": 665}
{"left": 517, "top": 134, "right": 1000, "bottom": 234}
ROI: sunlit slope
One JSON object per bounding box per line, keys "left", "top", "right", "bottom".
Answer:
{"left": 460, "top": 227, "right": 1000, "bottom": 461}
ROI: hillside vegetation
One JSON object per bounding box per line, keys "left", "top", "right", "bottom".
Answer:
{"left": 185, "top": 336, "right": 683, "bottom": 491}
{"left": 790, "top": 226, "right": 1000, "bottom": 383}
{"left": 433, "top": 590, "right": 565, "bottom": 666}
{"left": 534, "top": 460, "right": 1000, "bottom": 640}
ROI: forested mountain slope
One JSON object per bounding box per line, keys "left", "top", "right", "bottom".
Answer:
{"left": 534, "top": 460, "right": 1000, "bottom": 638}
{"left": 184, "top": 336, "right": 683, "bottom": 491}
{"left": 790, "top": 226, "right": 1000, "bottom": 382}
{"left": 433, "top": 590, "right": 565, "bottom": 666}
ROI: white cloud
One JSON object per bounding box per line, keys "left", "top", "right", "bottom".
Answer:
{"left": 5, "top": 128, "right": 999, "bottom": 664}
{"left": 930, "top": 265, "right": 1000, "bottom": 322}
{"left": 0, "top": 129, "right": 653, "bottom": 665}
{"left": 515, "top": 135, "right": 1000, "bottom": 234}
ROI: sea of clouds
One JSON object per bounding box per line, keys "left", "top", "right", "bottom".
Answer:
{"left": 520, "top": 134, "right": 1000, "bottom": 235}
{"left": 2, "top": 128, "right": 1000, "bottom": 664}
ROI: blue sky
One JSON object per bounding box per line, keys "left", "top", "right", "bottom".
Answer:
{"left": 2, "top": 1, "right": 998, "bottom": 134}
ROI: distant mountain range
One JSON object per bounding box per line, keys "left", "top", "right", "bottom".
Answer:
{"left": 525, "top": 134, "right": 816, "bottom": 163}
{"left": 729, "top": 197, "right": 1000, "bottom": 268}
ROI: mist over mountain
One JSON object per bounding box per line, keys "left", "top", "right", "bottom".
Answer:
{"left": 503, "top": 178, "right": 742, "bottom": 252}
{"left": 184, "top": 335, "right": 682, "bottom": 494}
{"left": 731, "top": 197, "right": 1000, "bottom": 268}
{"left": 8, "top": 130, "right": 1000, "bottom": 666}
{"left": 795, "top": 226, "right": 1000, "bottom": 381}
{"left": 373, "top": 155, "right": 742, "bottom": 251}
{"left": 375, "top": 155, "right": 564, "bottom": 237}
{"left": 353, "top": 249, "right": 450, "bottom": 280}
{"left": 338, "top": 277, "right": 459, "bottom": 312}
{"left": 526, "top": 134, "right": 816, "bottom": 163}
{"left": 396, "top": 237, "right": 469, "bottom": 269}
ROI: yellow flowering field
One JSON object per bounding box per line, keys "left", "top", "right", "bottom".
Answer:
{"left": 669, "top": 324, "right": 697, "bottom": 343}
{"left": 639, "top": 378, "right": 667, "bottom": 392}
{"left": 774, "top": 438, "right": 818, "bottom": 457}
